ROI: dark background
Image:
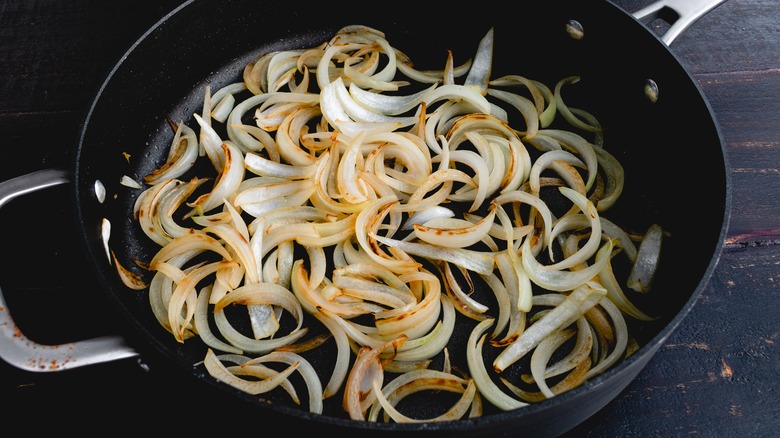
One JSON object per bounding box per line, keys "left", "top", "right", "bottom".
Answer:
{"left": 0, "top": 0, "right": 777, "bottom": 435}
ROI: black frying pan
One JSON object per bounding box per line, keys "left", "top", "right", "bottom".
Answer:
{"left": 0, "top": 0, "right": 730, "bottom": 436}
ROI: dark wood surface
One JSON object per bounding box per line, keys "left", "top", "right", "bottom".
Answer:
{"left": 0, "top": 0, "right": 777, "bottom": 435}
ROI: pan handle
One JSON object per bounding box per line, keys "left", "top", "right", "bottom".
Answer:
{"left": 0, "top": 169, "right": 139, "bottom": 372}
{"left": 631, "top": 0, "right": 726, "bottom": 45}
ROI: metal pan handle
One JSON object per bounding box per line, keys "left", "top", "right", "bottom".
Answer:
{"left": 631, "top": 0, "right": 727, "bottom": 45}
{"left": 0, "top": 169, "right": 139, "bottom": 371}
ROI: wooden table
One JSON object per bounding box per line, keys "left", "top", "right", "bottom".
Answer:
{"left": 0, "top": 0, "right": 777, "bottom": 435}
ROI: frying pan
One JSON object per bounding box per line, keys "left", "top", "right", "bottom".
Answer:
{"left": 0, "top": 0, "right": 730, "bottom": 435}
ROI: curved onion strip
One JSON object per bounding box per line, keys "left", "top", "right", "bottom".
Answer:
{"left": 355, "top": 196, "right": 420, "bottom": 273}
{"left": 374, "top": 270, "right": 442, "bottom": 341}
{"left": 463, "top": 27, "right": 493, "bottom": 95}
{"left": 370, "top": 375, "right": 476, "bottom": 423}
{"left": 478, "top": 271, "right": 513, "bottom": 341}
{"left": 529, "top": 149, "right": 584, "bottom": 195}
{"left": 493, "top": 281, "right": 606, "bottom": 372}
{"left": 440, "top": 261, "right": 489, "bottom": 316}
{"left": 291, "top": 260, "right": 380, "bottom": 318}
{"left": 538, "top": 129, "right": 598, "bottom": 191}
{"left": 245, "top": 351, "right": 324, "bottom": 414}
{"left": 213, "top": 307, "right": 308, "bottom": 354}
{"left": 521, "top": 235, "right": 612, "bottom": 292}
{"left": 331, "top": 77, "right": 417, "bottom": 126}
{"left": 333, "top": 275, "right": 415, "bottom": 308}
{"left": 544, "top": 187, "right": 602, "bottom": 272}
{"left": 554, "top": 76, "right": 601, "bottom": 133}
{"left": 203, "top": 348, "right": 299, "bottom": 396}
{"left": 313, "top": 311, "right": 351, "bottom": 399}
{"left": 466, "top": 318, "right": 528, "bottom": 410}
{"left": 413, "top": 203, "right": 496, "bottom": 248}
{"left": 148, "top": 250, "right": 201, "bottom": 335}
{"left": 349, "top": 82, "right": 436, "bottom": 116}
{"left": 487, "top": 88, "right": 539, "bottom": 139}
{"left": 395, "top": 49, "right": 472, "bottom": 84}
{"left": 186, "top": 142, "right": 245, "bottom": 216}
{"left": 194, "top": 284, "right": 244, "bottom": 354}
{"left": 226, "top": 93, "right": 275, "bottom": 152}
{"left": 112, "top": 250, "right": 147, "bottom": 290}
{"left": 274, "top": 106, "right": 322, "bottom": 166}
{"left": 402, "top": 206, "right": 454, "bottom": 230}
{"left": 397, "top": 169, "right": 472, "bottom": 213}
{"left": 529, "top": 328, "right": 576, "bottom": 399}
{"left": 592, "top": 145, "right": 625, "bottom": 211}
{"left": 343, "top": 336, "right": 407, "bottom": 420}
{"left": 493, "top": 189, "right": 554, "bottom": 253}
{"left": 168, "top": 260, "right": 237, "bottom": 342}
{"left": 627, "top": 224, "right": 663, "bottom": 293}
{"left": 531, "top": 311, "right": 593, "bottom": 380}
{"left": 392, "top": 294, "right": 456, "bottom": 362}
{"left": 204, "top": 222, "right": 259, "bottom": 284}
{"left": 144, "top": 122, "right": 199, "bottom": 184}
{"left": 212, "top": 282, "right": 304, "bottom": 330}
{"left": 371, "top": 234, "right": 494, "bottom": 276}
{"left": 422, "top": 84, "right": 492, "bottom": 115}
{"left": 137, "top": 178, "right": 179, "bottom": 246}
{"left": 501, "top": 355, "right": 591, "bottom": 403}
{"left": 494, "top": 204, "right": 534, "bottom": 313}
{"left": 583, "top": 296, "right": 629, "bottom": 380}
{"left": 367, "top": 368, "right": 471, "bottom": 422}
{"left": 210, "top": 83, "right": 245, "bottom": 123}
{"left": 440, "top": 149, "right": 490, "bottom": 211}
{"left": 244, "top": 151, "right": 317, "bottom": 179}
{"left": 217, "top": 353, "right": 300, "bottom": 402}
{"left": 158, "top": 177, "right": 209, "bottom": 239}
{"left": 595, "top": 238, "right": 655, "bottom": 321}
{"left": 492, "top": 251, "right": 530, "bottom": 344}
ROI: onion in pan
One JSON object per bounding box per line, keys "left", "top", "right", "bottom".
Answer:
{"left": 114, "top": 24, "right": 665, "bottom": 423}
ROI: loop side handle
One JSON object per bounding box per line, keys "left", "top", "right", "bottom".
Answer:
{"left": 632, "top": 0, "right": 727, "bottom": 46}
{"left": 0, "top": 169, "right": 139, "bottom": 372}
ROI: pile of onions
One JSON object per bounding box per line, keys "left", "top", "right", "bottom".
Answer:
{"left": 118, "top": 24, "right": 665, "bottom": 422}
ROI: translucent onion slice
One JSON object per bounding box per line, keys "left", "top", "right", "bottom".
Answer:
{"left": 627, "top": 224, "right": 663, "bottom": 293}
{"left": 554, "top": 76, "right": 601, "bottom": 133}
{"left": 144, "top": 121, "right": 199, "bottom": 184}
{"left": 370, "top": 374, "right": 476, "bottom": 423}
{"left": 463, "top": 27, "right": 493, "bottom": 96}
{"left": 371, "top": 234, "right": 494, "bottom": 276}
{"left": 537, "top": 129, "right": 598, "bottom": 191}
{"left": 592, "top": 145, "right": 625, "bottom": 211}
{"left": 595, "top": 238, "right": 655, "bottom": 321}
{"left": 466, "top": 318, "right": 528, "bottom": 410}
{"left": 313, "top": 311, "right": 351, "bottom": 399}
{"left": 529, "top": 328, "right": 576, "bottom": 399}
{"left": 423, "top": 84, "right": 492, "bottom": 115}
{"left": 349, "top": 82, "right": 436, "bottom": 116}
{"left": 244, "top": 351, "right": 324, "bottom": 414}
{"left": 367, "top": 367, "right": 473, "bottom": 422}
{"left": 343, "top": 336, "right": 407, "bottom": 420}
{"left": 195, "top": 284, "right": 243, "bottom": 354}
{"left": 186, "top": 142, "right": 245, "bottom": 216}
{"left": 402, "top": 206, "right": 455, "bottom": 230}
{"left": 493, "top": 281, "right": 606, "bottom": 372}
{"left": 392, "top": 294, "right": 456, "bottom": 362}
{"left": 137, "top": 178, "right": 179, "bottom": 246}
{"left": 413, "top": 204, "right": 496, "bottom": 248}
{"left": 203, "top": 348, "right": 299, "bottom": 396}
